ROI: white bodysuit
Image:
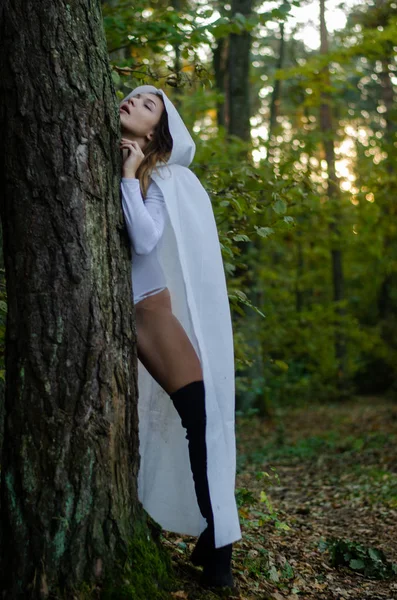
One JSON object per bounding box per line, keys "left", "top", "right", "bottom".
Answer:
{"left": 121, "top": 177, "right": 167, "bottom": 304}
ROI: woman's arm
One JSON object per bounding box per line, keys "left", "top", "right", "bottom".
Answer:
{"left": 121, "top": 179, "right": 166, "bottom": 255}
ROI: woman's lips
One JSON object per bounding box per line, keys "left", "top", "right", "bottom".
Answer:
{"left": 120, "top": 105, "right": 130, "bottom": 114}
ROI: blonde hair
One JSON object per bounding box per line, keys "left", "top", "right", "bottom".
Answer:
{"left": 136, "top": 94, "right": 173, "bottom": 197}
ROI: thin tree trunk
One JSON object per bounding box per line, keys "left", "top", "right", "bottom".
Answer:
{"left": 319, "top": 0, "right": 346, "bottom": 385}
{"left": 0, "top": 0, "right": 149, "bottom": 596}
{"left": 296, "top": 234, "right": 304, "bottom": 313}
{"left": 171, "top": 0, "right": 183, "bottom": 104}
{"left": 268, "top": 22, "right": 285, "bottom": 140}
{"left": 228, "top": 0, "right": 253, "bottom": 140}
{"left": 213, "top": 38, "right": 229, "bottom": 128}
{"left": 377, "top": 58, "right": 396, "bottom": 322}
{"left": 225, "top": 0, "right": 253, "bottom": 278}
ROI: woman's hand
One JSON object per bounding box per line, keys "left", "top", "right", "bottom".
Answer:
{"left": 120, "top": 138, "right": 145, "bottom": 178}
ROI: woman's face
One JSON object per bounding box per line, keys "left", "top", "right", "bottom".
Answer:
{"left": 120, "top": 93, "right": 164, "bottom": 149}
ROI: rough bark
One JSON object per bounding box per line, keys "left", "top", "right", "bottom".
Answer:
{"left": 319, "top": 0, "right": 346, "bottom": 385}
{"left": 0, "top": 0, "right": 143, "bottom": 596}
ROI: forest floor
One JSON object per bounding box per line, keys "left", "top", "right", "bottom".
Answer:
{"left": 162, "top": 395, "right": 397, "bottom": 600}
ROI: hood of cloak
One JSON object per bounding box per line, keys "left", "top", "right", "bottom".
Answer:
{"left": 122, "top": 85, "right": 196, "bottom": 168}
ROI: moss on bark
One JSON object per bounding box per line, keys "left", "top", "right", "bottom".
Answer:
{"left": 77, "top": 519, "right": 174, "bottom": 600}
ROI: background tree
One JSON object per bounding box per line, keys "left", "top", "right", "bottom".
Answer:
{"left": 102, "top": 0, "right": 397, "bottom": 406}
{"left": 319, "top": 0, "right": 346, "bottom": 386}
{"left": 228, "top": 0, "right": 254, "bottom": 140}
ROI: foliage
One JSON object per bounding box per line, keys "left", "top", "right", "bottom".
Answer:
{"left": 90, "top": 1, "right": 396, "bottom": 408}
{"left": 320, "top": 537, "right": 397, "bottom": 580}
{"left": 242, "top": 546, "right": 295, "bottom": 586}
{"left": 224, "top": 397, "right": 397, "bottom": 597}
{"left": 0, "top": 0, "right": 394, "bottom": 413}
{"left": 236, "top": 468, "right": 290, "bottom": 533}
{"left": 101, "top": 0, "right": 397, "bottom": 406}
{"left": 103, "top": 0, "right": 299, "bottom": 85}
{"left": 238, "top": 4, "right": 397, "bottom": 405}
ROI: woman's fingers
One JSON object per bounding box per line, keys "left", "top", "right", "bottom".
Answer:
{"left": 120, "top": 141, "right": 144, "bottom": 156}
{"left": 120, "top": 139, "right": 141, "bottom": 149}
{"left": 120, "top": 145, "right": 143, "bottom": 155}
{"left": 119, "top": 140, "right": 137, "bottom": 148}
{"left": 120, "top": 139, "right": 145, "bottom": 176}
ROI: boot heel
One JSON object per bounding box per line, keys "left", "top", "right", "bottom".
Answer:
{"left": 202, "top": 543, "right": 234, "bottom": 588}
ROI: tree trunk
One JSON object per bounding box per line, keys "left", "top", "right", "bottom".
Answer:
{"left": 268, "top": 22, "right": 285, "bottom": 140}
{"left": 319, "top": 0, "right": 346, "bottom": 386}
{"left": 267, "top": 22, "right": 285, "bottom": 164}
{"left": 0, "top": 0, "right": 153, "bottom": 596}
{"left": 296, "top": 234, "right": 304, "bottom": 313}
{"left": 377, "top": 59, "right": 396, "bottom": 321}
{"left": 228, "top": 0, "right": 253, "bottom": 140}
{"left": 213, "top": 38, "right": 229, "bottom": 128}
{"left": 171, "top": 0, "right": 183, "bottom": 102}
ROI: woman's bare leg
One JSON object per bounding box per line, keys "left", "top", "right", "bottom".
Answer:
{"left": 135, "top": 289, "right": 203, "bottom": 395}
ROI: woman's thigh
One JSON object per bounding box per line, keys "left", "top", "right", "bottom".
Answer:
{"left": 135, "top": 290, "right": 203, "bottom": 395}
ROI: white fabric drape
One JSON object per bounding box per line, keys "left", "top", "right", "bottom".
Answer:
{"left": 122, "top": 86, "right": 241, "bottom": 548}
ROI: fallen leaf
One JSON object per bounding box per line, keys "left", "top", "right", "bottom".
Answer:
{"left": 171, "top": 592, "right": 188, "bottom": 599}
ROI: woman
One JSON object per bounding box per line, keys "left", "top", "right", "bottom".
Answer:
{"left": 120, "top": 86, "right": 241, "bottom": 588}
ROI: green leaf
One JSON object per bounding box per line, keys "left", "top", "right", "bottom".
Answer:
{"left": 111, "top": 70, "right": 121, "bottom": 85}
{"left": 234, "top": 290, "right": 247, "bottom": 301}
{"left": 274, "top": 360, "right": 289, "bottom": 371}
{"left": 268, "top": 565, "right": 279, "bottom": 582}
{"left": 272, "top": 199, "right": 287, "bottom": 214}
{"left": 368, "top": 548, "right": 382, "bottom": 562}
{"left": 233, "top": 234, "right": 250, "bottom": 242}
{"left": 350, "top": 559, "right": 365, "bottom": 571}
{"left": 177, "top": 541, "right": 187, "bottom": 550}
{"left": 256, "top": 471, "right": 271, "bottom": 480}
{"left": 256, "top": 227, "right": 274, "bottom": 238}
{"left": 282, "top": 560, "right": 294, "bottom": 579}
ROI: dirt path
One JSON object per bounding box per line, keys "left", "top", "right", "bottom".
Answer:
{"left": 163, "top": 396, "right": 397, "bottom": 599}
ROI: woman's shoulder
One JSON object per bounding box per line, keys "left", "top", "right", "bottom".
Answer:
{"left": 154, "top": 163, "right": 198, "bottom": 183}
{"left": 146, "top": 177, "right": 164, "bottom": 199}
{"left": 151, "top": 165, "right": 210, "bottom": 206}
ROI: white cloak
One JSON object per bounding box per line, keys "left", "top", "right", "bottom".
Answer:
{"left": 123, "top": 86, "right": 241, "bottom": 548}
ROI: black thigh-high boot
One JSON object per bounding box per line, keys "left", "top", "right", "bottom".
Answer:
{"left": 170, "top": 380, "right": 234, "bottom": 588}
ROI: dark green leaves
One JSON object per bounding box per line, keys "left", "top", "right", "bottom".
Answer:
{"left": 322, "top": 538, "right": 397, "bottom": 580}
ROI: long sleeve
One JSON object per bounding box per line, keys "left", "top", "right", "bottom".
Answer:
{"left": 121, "top": 178, "right": 167, "bottom": 255}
